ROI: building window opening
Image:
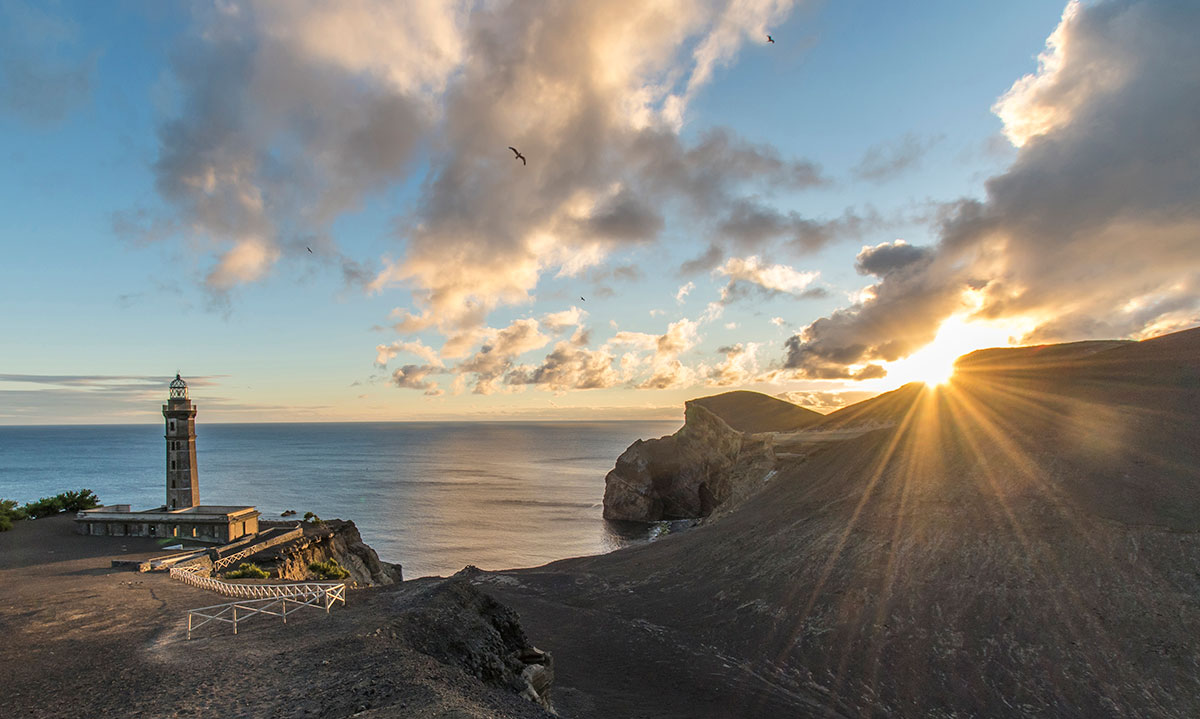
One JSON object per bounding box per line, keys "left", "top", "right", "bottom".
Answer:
{"left": 170, "top": 460, "right": 176, "bottom": 470}
{"left": 169, "top": 419, "right": 175, "bottom": 432}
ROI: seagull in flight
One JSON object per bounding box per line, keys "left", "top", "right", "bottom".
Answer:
{"left": 306, "top": 246, "right": 313, "bottom": 253}
{"left": 580, "top": 296, "right": 586, "bottom": 302}
{"left": 508, "top": 146, "right": 526, "bottom": 166}
{"left": 766, "top": 34, "right": 775, "bottom": 44}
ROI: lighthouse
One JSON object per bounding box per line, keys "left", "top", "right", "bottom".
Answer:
{"left": 163, "top": 373, "right": 200, "bottom": 510}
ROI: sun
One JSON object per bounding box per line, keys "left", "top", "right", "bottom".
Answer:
{"left": 885, "top": 316, "right": 1020, "bottom": 387}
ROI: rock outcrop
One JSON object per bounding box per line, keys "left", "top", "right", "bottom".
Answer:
{"left": 250, "top": 519, "right": 402, "bottom": 586}
{"left": 391, "top": 569, "right": 554, "bottom": 712}
{"left": 602, "top": 400, "right": 776, "bottom": 521}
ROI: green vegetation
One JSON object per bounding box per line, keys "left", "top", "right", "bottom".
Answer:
{"left": 224, "top": 563, "right": 270, "bottom": 579}
{"left": 303, "top": 511, "right": 324, "bottom": 524}
{"left": 308, "top": 558, "right": 350, "bottom": 580}
{"left": 0, "top": 499, "right": 22, "bottom": 532}
{"left": 0, "top": 490, "right": 100, "bottom": 531}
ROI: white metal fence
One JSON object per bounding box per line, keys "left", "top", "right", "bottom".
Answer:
{"left": 184, "top": 583, "right": 346, "bottom": 639}
{"left": 170, "top": 562, "right": 346, "bottom": 638}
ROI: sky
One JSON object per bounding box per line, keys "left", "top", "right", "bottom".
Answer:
{"left": 1, "top": 0, "right": 1197, "bottom": 425}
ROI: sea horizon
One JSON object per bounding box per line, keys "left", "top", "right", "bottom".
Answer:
{"left": 0, "top": 420, "right": 680, "bottom": 577}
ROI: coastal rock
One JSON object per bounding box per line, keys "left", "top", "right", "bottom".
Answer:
{"left": 392, "top": 571, "right": 555, "bottom": 712}
{"left": 251, "top": 519, "right": 403, "bottom": 586}
{"left": 602, "top": 400, "right": 776, "bottom": 521}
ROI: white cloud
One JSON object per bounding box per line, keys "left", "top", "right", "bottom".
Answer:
{"left": 541, "top": 306, "right": 586, "bottom": 333}
{"left": 676, "top": 281, "right": 695, "bottom": 303}
{"left": 375, "top": 339, "right": 442, "bottom": 368}
{"left": 715, "top": 255, "right": 818, "bottom": 295}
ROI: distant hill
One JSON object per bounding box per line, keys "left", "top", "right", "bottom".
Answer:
{"left": 810, "top": 381, "right": 926, "bottom": 430}
{"left": 687, "top": 390, "right": 825, "bottom": 433}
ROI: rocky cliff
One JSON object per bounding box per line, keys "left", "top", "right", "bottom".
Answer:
{"left": 251, "top": 519, "right": 403, "bottom": 586}
{"left": 392, "top": 569, "right": 554, "bottom": 712}
{"left": 602, "top": 400, "right": 776, "bottom": 521}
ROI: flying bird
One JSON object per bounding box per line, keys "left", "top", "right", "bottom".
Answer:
{"left": 580, "top": 296, "right": 586, "bottom": 302}
{"left": 306, "top": 246, "right": 312, "bottom": 253}
{"left": 767, "top": 34, "right": 775, "bottom": 44}
{"left": 508, "top": 146, "right": 526, "bottom": 165}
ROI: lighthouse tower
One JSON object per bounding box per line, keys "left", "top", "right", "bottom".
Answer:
{"left": 163, "top": 373, "right": 200, "bottom": 510}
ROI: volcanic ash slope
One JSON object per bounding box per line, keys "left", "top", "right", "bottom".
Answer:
{"left": 483, "top": 327, "right": 1200, "bottom": 719}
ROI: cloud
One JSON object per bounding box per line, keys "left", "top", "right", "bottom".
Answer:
{"left": 505, "top": 343, "right": 622, "bottom": 392}
{"left": 853, "top": 240, "right": 933, "bottom": 277}
{"left": 699, "top": 198, "right": 887, "bottom": 270}
{"left": 776, "top": 390, "right": 877, "bottom": 413}
{"left": 153, "top": 1, "right": 824, "bottom": 330}
{"left": 851, "top": 133, "right": 939, "bottom": 183}
{"left": 0, "top": 1, "right": 95, "bottom": 125}
{"left": 153, "top": 1, "right": 434, "bottom": 299}
{"left": 782, "top": 0, "right": 1200, "bottom": 378}
{"left": 676, "top": 281, "right": 695, "bottom": 303}
{"left": 714, "top": 255, "right": 820, "bottom": 304}
{"left": 541, "top": 306, "right": 586, "bottom": 334}
{"left": 706, "top": 342, "right": 760, "bottom": 386}
{"left": 454, "top": 317, "right": 551, "bottom": 393}
{"left": 375, "top": 339, "right": 443, "bottom": 368}
{"left": 390, "top": 364, "right": 442, "bottom": 393}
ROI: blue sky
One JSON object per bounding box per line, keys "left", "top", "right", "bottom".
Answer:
{"left": 2, "top": 0, "right": 1196, "bottom": 424}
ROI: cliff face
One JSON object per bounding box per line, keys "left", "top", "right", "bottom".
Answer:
{"left": 255, "top": 519, "right": 403, "bottom": 586}
{"left": 602, "top": 401, "right": 776, "bottom": 521}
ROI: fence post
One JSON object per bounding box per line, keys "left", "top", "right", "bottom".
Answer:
{"left": 233, "top": 606, "right": 238, "bottom": 635}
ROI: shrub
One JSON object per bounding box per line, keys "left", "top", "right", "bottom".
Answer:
{"left": 19, "top": 489, "right": 101, "bottom": 519}
{"left": 22, "top": 495, "right": 64, "bottom": 519}
{"left": 303, "top": 511, "right": 323, "bottom": 524}
{"left": 308, "top": 558, "right": 350, "bottom": 580}
{"left": 224, "top": 562, "right": 270, "bottom": 579}
{"left": 0, "top": 499, "right": 26, "bottom": 531}
{"left": 58, "top": 489, "right": 100, "bottom": 512}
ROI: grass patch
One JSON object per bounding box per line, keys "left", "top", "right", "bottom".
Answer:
{"left": 224, "top": 562, "right": 270, "bottom": 579}
{"left": 308, "top": 558, "right": 350, "bottom": 580}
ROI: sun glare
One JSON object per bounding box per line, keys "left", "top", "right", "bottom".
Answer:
{"left": 886, "top": 316, "right": 1022, "bottom": 387}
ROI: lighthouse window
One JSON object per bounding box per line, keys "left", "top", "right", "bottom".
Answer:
{"left": 171, "top": 460, "right": 176, "bottom": 470}
{"left": 169, "top": 419, "right": 176, "bottom": 432}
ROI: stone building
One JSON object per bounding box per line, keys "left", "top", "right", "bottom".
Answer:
{"left": 76, "top": 374, "right": 259, "bottom": 543}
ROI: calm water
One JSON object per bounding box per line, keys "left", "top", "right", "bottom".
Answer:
{"left": 0, "top": 421, "right": 679, "bottom": 577}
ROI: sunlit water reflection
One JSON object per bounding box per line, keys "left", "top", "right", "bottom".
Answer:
{"left": 0, "top": 421, "right": 680, "bottom": 577}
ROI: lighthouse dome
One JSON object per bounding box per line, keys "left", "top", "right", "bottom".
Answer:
{"left": 169, "top": 373, "right": 189, "bottom": 399}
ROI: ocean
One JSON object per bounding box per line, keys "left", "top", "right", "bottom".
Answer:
{"left": 0, "top": 421, "right": 680, "bottom": 577}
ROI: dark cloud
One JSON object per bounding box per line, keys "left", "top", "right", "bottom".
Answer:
{"left": 579, "top": 189, "right": 664, "bottom": 243}
{"left": 854, "top": 240, "right": 934, "bottom": 277}
{"left": 390, "top": 364, "right": 441, "bottom": 391}
{"left": 715, "top": 198, "right": 884, "bottom": 255}
{"left": 783, "top": 0, "right": 1200, "bottom": 379}
{"left": 678, "top": 244, "right": 725, "bottom": 275}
